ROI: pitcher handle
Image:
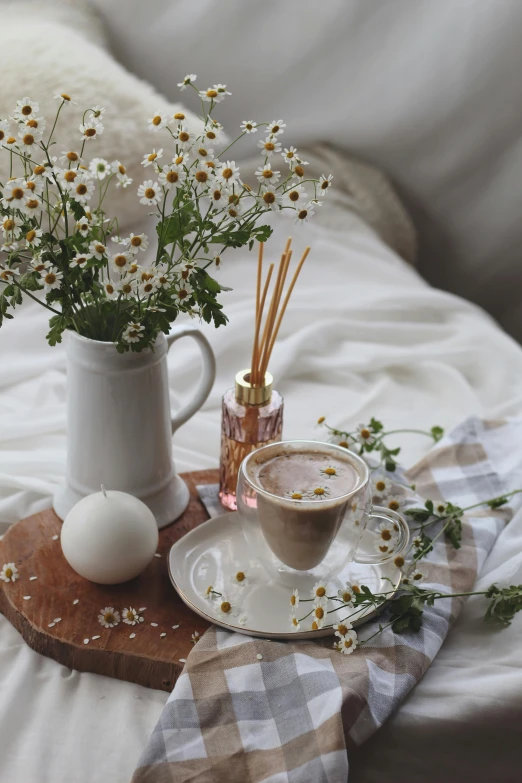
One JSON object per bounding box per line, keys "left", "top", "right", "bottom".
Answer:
{"left": 353, "top": 506, "right": 410, "bottom": 565}
{"left": 166, "top": 325, "right": 216, "bottom": 433}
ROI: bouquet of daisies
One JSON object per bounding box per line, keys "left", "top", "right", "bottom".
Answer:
{"left": 0, "top": 75, "right": 333, "bottom": 351}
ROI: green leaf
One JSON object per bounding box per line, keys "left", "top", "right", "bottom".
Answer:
{"left": 445, "top": 517, "right": 462, "bottom": 549}
{"left": 425, "top": 499, "right": 434, "bottom": 513}
{"left": 487, "top": 496, "right": 509, "bottom": 509}
{"left": 46, "top": 314, "right": 68, "bottom": 347}
{"left": 369, "top": 417, "right": 384, "bottom": 433}
{"left": 484, "top": 583, "right": 522, "bottom": 625}
{"left": 157, "top": 208, "right": 197, "bottom": 246}
{"left": 252, "top": 224, "right": 273, "bottom": 243}
{"left": 69, "top": 200, "right": 86, "bottom": 221}
{"left": 431, "top": 426, "right": 444, "bottom": 442}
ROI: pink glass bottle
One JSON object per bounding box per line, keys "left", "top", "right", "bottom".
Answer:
{"left": 219, "top": 369, "right": 283, "bottom": 510}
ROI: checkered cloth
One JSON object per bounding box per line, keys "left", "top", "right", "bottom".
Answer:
{"left": 133, "top": 417, "right": 522, "bottom": 783}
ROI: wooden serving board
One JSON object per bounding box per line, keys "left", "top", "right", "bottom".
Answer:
{"left": 0, "top": 469, "right": 219, "bottom": 692}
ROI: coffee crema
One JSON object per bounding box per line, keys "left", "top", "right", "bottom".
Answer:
{"left": 248, "top": 448, "right": 360, "bottom": 501}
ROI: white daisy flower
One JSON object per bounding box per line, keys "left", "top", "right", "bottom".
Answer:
{"left": 412, "top": 535, "right": 423, "bottom": 549}
{"left": 0, "top": 562, "right": 19, "bottom": 582}
{"left": 2, "top": 178, "right": 30, "bottom": 208}
{"left": 69, "top": 252, "right": 90, "bottom": 269}
{"left": 194, "top": 144, "right": 214, "bottom": 162}
{"left": 122, "top": 322, "right": 145, "bottom": 344}
{"left": 116, "top": 278, "right": 137, "bottom": 299}
{"left": 148, "top": 111, "right": 169, "bottom": 132}
{"left": 71, "top": 174, "right": 95, "bottom": 205}
{"left": 373, "top": 477, "right": 392, "bottom": 498}
{"left": 290, "top": 588, "right": 299, "bottom": 609}
{"left": 311, "top": 581, "right": 328, "bottom": 604}
{"left": 203, "top": 121, "right": 223, "bottom": 142}
{"left": 339, "top": 628, "right": 358, "bottom": 654}
{"left": 54, "top": 92, "right": 76, "bottom": 105}
{"left": 40, "top": 267, "right": 63, "bottom": 292}
{"left": 204, "top": 585, "right": 215, "bottom": 600}
{"left": 215, "top": 160, "right": 240, "bottom": 187}
{"left": 76, "top": 219, "right": 91, "bottom": 237}
{"left": 290, "top": 613, "right": 301, "bottom": 631}
{"left": 284, "top": 489, "right": 305, "bottom": 500}
{"left": 217, "top": 597, "right": 233, "bottom": 617}
{"left": 255, "top": 164, "right": 281, "bottom": 185}
{"left": 0, "top": 266, "right": 19, "bottom": 282}
{"left": 192, "top": 165, "right": 211, "bottom": 190}
{"left": 257, "top": 136, "right": 282, "bottom": 157}
{"left": 226, "top": 200, "right": 244, "bottom": 220}
{"left": 176, "top": 127, "right": 196, "bottom": 148}
{"left": 116, "top": 173, "right": 133, "bottom": 189}
{"left": 337, "top": 587, "right": 355, "bottom": 607}
{"left": 240, "top": 120, "right": 258, "bottom": 134}
{"left": 307, "top": 485, "right": 331, "bottom": 500}
{"left": 14, "top": 97, "right": 39, "bottom": 120}
{"left": 259, "top": 188, "right": 283, "bottom": 211}
{"left": 0, "top": 119, "right": 11, "bottom": 142}
{"left": 138, "top": 267, "right": 157, "bottom": 297}
{"left": 30, "top": 254, "right": 50, "bottom": 273}
{"left": 103, "top": 280, "right": 118, "bottom": 300}
{"left": 267, "top": 119, "right": 286, "bottom": 136}
{"left": 138, "top": 180, "right": 162, "bottom": 206}
{"left": 141, "top": 148, "right": 163, "bottom": 168}
{"left": 125, "top": 233, "right": 148, "bottom": 254}
{"left": 88, "top": 105, "right": 106, "bottom": 119}
{"left": 22, "top": 194, "right": 43, "bottom": 217}
{"left": 199, "top": 84, "right": 231, "bottom": 103}
{"left": 17, "top": 130, "right": 40, "bottom": 154}
{"left": 25, "top": 228, "right": 43, "bottom": 248}
{"left": 357, "top": 424, "right": 375, "bottom": 446}
{"left": 79, "top": 120, "right": 104, "bottom": 141}
{"left": 386, "top": 496, "right": 402, "bottom": 513}
{"left": 374, "top": 539, "right": 395, "bottom": 555}
{"left": 334, "top": 621, "right": 353, "bottom": 639}
{"left": 2, "top": 215, "right": 23, "bottom": 239}
{"left": 24, "top": 176, "right": 44, "bottom": 196}
{"left": 281, "top": 146, "right": 299, "bottom": 167}
{"left": 191, "top": 631, "right": 200, "bottom": 644}
{"left": 292, "top": 160, "right": 309, "bottom": 180}
{"left": 172, "top": 281, "right": 193, "bottom": 304}
{"left": 110, "top": 251, "right": 132, "bottom": 273}
{"left": 209, "top": 185, "right": 227, "bottom": 209}
{"left": 294, "top": 202, "right": 315, "bottom": 225}
{"left": 158, "top": 163, "right": 186, "bottom": 191}
{"left": 377, "top": 521, "right": 398, "bottom": 544}
{"left": 170, "top": 110, "right": 188, "bottom": 126}
{"left": 88, "top": 240, "right": 107, "bottom": 260}
{"left": 110, "top": 160, "right": 126, "bottom": 175}
{"left": 283, "top": 184, "right": 308, "bottom": 208}
{"left": 178, "top": 73, "right": 197, "bottom": 90}
{"left": 89, "top": 157, "right": 110, "bottom": 180}
{"left": 319, "top": 174, "right": 334, "bottom": 196}
{"left": 403, "top": 567, "right": 426, "bottom": 586}
{"left": 98, "top": 607, "right": 120, "bottom": 628}
{"left": 122, "top": 607, "right": 144, "bottom": 626}
{"left": 311, "top": 604, "right": 326, "bottom": 628}
{"left": 155, "top": 264, "right": 172, "bottom": 289}
{"left": 1, "top": 241, "right": 19, "bottom": 254}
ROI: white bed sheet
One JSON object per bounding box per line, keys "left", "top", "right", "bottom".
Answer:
{"left": 1, "top": 212, "right": 522, "bottom": 781}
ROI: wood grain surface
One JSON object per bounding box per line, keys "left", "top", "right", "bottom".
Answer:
{"left": 0, "top": 469, "right": 219, "bottom": 692}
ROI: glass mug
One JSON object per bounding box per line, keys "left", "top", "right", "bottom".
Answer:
{"left": 237, "top": 440, "right": 409, "bottom": 587}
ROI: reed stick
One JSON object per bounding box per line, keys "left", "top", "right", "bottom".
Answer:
{"left": 251, "top": 261, "right": 274, "bottom": 385}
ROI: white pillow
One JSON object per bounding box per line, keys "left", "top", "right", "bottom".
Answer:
{"left": 0, "top": 0, "right": 201, "bottom": 228}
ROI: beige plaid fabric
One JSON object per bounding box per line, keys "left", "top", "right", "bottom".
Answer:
{"left": 133, "top": 417, "right": 520, "bottom": 783}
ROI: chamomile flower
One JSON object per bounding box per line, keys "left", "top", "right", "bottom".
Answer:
{"left": 89, "top": 157, "right": 110, "bottom": 180}
{"left": 122, "top": 322, "right": 145, "bottom": 344}
{"left": 240, "top": 120, "right": 258, "bottom": 134}
{"left": 138, "top": 267, "right": 157, "bottom": 297}
{"left": 191, "top": 631, "right": 200, "bottom": 644}
{"left": 0, "top": 562, "right": 19, "bottom": 582}
{"left": 116, "top": 173, "right": 133, "bottom": 188}
{"left": 373, "top": 477, "right": 392, "bottom": 498}
{"left": 255, "top": 164, "right": 281, "bottom": 185}
{"left": 259, "top": 188, "right": 283, "bottom": 211}
{"left": 137, "top": 180, "right": 162, "bottom": 206}
{"left": 334, "top": 622, "right": 353, "bottom": 639}
{"left": 292, "top": 162, "right": 309, "bottom": 180}
{"left": 217, "top": 597, "right": 232, "bottom": 617}
{"left": 79, "top": 120, "right": 103, "bottom": 141}
{"left": 294, "top": 203, "right": 315, "bottom": 225}
{"left": 226, "top": 202, "right": 244, "bottom": 220}
{"left": 281, "top": 146, "right": 299, "bottom": 167}
{"left": 285, "top": 489, "right": 305, "bottom": 500}
{"left": 88, "top": 105, "right": 106, "bottom": 119}
{"left": 154, "top": 264, "right": 172, "bottom": 289}
{"left": 283, "top": 185, "right": 308, "bottom": 208}
{"left": 209, "top": 185, "right": 227, "bottom": 208}
{"left": 266, "top": 119, "right": 286, "bottom": 136}
{"left": 14, "top": 97, "right": 39, "bottom": 120}
{"left": 204, "top": 585, "right": 214, "bottom": 600}
{"left": 178, "top": 73, "right": 197, "bottom": 90}
{"left": 69, "top": 252, "right": 90, "bottom": 269}
{"left": 2, "top": 215, "right": 22, "bottom": 238}
{"left": 0, "top": 119, "right": 11, "bottom": 142}
{"left": 403, "top": 568, "right": 426, "bottom": 586}
{"left": 125, "top": 233, "right": 148, "bottom": 254}
{"left": 320, "top": 465, "right": 340, "bottom": 479}
{"left": 412, "top": 535, "right": 423, "bottom": 549}
{"left": 110, "top": 251, "right": 132, "bottom": 273}
{"left": 23, "top": 175, "right": 44, "bottom": 197}
{"left": 192, "top": 165, "right": 211, "bottom": 189}
{"left": 148, "top": 111, "right": 169, "bottom": 132}
{"left": 357, "top": 424, "right": 375, "bottom": 446}
{"left": 176, "top": 127, "right": 196, "bottom": 147}
{"left": 116, "top": 278, "right": 137, "bottom": 299}
{"left": 377, "top": 521, "right": 398, "bottom": 544}
{"left": 156, "top": 164, "right": 186, "bottom": 194}
{"left": 194, "top": 144, "right": 214, "bottom": 162}
{"left": 111, "top": 160, "right": 127, "bottom": 175}
{"left": 394, "top": 555, "right": 406, "bottom": 569}
{"left": 338, "top": 628, "right": 358, "bottom": 654}
{"left": 24, "top": 115, "right": 46, "bottom": 134}
{"left": 22, "top": 195, "right": 43, "bottom": 217}
{"left": 76, "top": 218, "right": 91, "bottom": 237}
{"left": 141, "top": 148, "right": 163, "bottom": 168}
{"left": 172, "top": 281, "right": 193, "bottom": 304}
{"left": 40, "top": 267, "right": 63, "bottom": 292}
{"left": 290, "top": 614, "right": 301, "bottom": 631}
{"left": 337, "top": 587, "right": 355, "bottom": 607}
{"left": 374, "top": 539, "right": 394, "bottom": 555}
{"left": 18, "top": 130, "right": 42, "bottom": 154}
{"left": 312, "top": 605, "right": 325, "bottom": 628}
{"left": 1, "top": 241, "right": 19, "bottom": 254}
{"left": 215, "top": 161, "right": 240, "bottom": 187}
{"left": 233, "top": 570, "right": 247, "bottom": 585}
{"left": 25, "top": 228, "right": 43, "bottom": 248}
{"left": 0, "top": 267, "right": 19, "bottom": 282}
{"left": 54, "top": 92, "right": 76, "bottom": 105}
{"left": 308, "top": 485, "right": 330, "bottom": 500}
{"left": 203, "top": 121, "right": 223, "bottom": 142}
{"left": 30, "top": 254, "right": 50, "bottom": 273}
{"left": 2, "top": 178, "right": 30, "bottom": 208}
{"left": 290, "top": 589, "right": 300, "bottom": 608}
{"left": 257, "top": 136, "right": 282, "bottom": 157}
{"left": 88, "top": 240, "right": 107, "bottom": 261}
{"left": 171, "top": 111, "right": 187, "bottom": 125}
{"left": 71, "top": 174, "right": 95, "bottom": 205}
{"left": 200, "top": 84, "right": 231, "bottom": 103}
{"left": 98, "top": 607, "right": 120, "bottom": 628}
{"left": 103, "top": 280, "right": 118, "bottom": 299}
{"left": 386, "top": 496, "right": 402, "bottom": 513}
{"left": 318, "top": 174, "right": 334, "bottom": 196}
{"left": 311, "top": 581, "right": 328, "bottom": 603}
{"left": 122, "top": 607, "right": 144, "bottom": 626}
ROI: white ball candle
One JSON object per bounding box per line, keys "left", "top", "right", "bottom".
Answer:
{"left": 61, "top": 486, "right": 159, "bottom": 584}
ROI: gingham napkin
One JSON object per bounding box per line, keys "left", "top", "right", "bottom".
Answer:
{"left": 133, "top": 417, "right": 522, "bottom": 783}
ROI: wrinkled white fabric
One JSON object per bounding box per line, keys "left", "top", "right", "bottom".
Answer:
{"left": 2, "top": 210, "right": 522, "bottom": 782}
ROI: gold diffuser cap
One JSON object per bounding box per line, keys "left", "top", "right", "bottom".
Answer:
{"left": 235, "top": 368, "right": 273, "bottom": 406}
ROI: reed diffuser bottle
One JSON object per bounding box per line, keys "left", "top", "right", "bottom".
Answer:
{"left": 219, "top": 239, "right": 310, "bottom": 510}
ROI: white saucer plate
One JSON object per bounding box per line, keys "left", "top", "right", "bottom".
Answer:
{"left": 168, "top": 512, "right": 401, "bottom": 640}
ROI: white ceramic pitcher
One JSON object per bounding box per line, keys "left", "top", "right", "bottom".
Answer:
{"left": 53, "top": 326, "right": 216, "bottom": 528}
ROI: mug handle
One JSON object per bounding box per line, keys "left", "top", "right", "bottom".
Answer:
{"left": 166, "top": 324, "right": 216, "bottom": 433}
{"left": 353, "top": 506, "right": 410, "bottom": 565}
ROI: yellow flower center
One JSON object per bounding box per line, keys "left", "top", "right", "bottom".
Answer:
{"left": 321, "top": 180, "right": 330, "bottom": 190}
{"left": 144, "top": 188, "right": 155, "bottom": 199}
{"left": 178, "top": 131, "right": 189, "bottom": 142}
{"left": 394, "top": 556, "right": 405, "bottom": 568}
{"left": 286, "top": 150, "right": 295, "bottom": 158}
{"left": 44, "top": 273, "right": 56, "bottom": 285}
{"left": 121, "top": 283, "right": 132, "bottom": 294}
{"left": 3, "top": 219, "right": 14, "bottom": 230}
{"left": 206, "top": 130, "right": 216, "bottom": 140}
{"left": 263, "top": 192, "right": 276, "bottom": 204}
{"left": 104, "top": 612, "right": 115, "bottom": 623}
{"left": 314, "top": 606, "right": 324, "bottom": 619}
{"left": 114, "top": 255, "right": 127, "bottom": 267}
{"left": 117, "top": 165, "right": 125, "bottom": 176}
{"left": 65, "top": 151, "right": 78, "bottom": 161}
{"left": 324, "top": 467, "right": 337, "bottom": 476}
{"left": 262, "top": 170, "right": 274, "bottom": 179}
{"left": 236, "top": 571, "right": 245, "bottom": 582}
{"left": 222, "top": 167, "right": 233, "bottom": 180}
{"left": 76, "top": 183, "right": 87, "bottom": 195}
{"left": 178, "top": 288, "right": 190, "bottom": 299}
{"left": 381, "top": 529, "right": 392, "bottom": 541}
{"left": 298, "top": 209, "right": 308, "bottom": 220}
{"left": 12, "top": 188, "right": 25, "bottom": 200}
{"left": 34, "top": 165, "right": 45, "bottom": 175}
{"left": 26, "top": 199, "right": 38, "bottom": 209}
{"left": 7, "top": 136, "right": 16, "bottom": 144}
{"left": 220, "top": 601, "right": 231, "bottom": 613}
{"left": 292, "top": 617, "right": 299, "bottom": 627}
{"left": 361, "top": 429, "right": 371, "bottom": 440}
{"left": 291, "top": 492, "right": 302, "bottom": 500}
{"left": 376, "top": 481, "right": 385, "bottom": 492}
{"left": 288, "top": 190, "right": 300, "bottom": 201}
{"left": 271, "top": 125, "right": 280, "bottom": 133}
{"left": 213, "top": 190, "right": 222, "bottom": 201}
{"left": 152, "top": 115, "right": 162, "bottom": 126}
{"left": 61, "top": 93, "right": 71, "bottom": 101}
{"left": 294, "top": 165, "right": 304, "bottom": 177}
{"left": 21, "top": 105, "right": 32, "bottom": 115}
{"left": 337, "top": 623, "right": 349, "bottom": 636}
{"left": 143, "top": 283, "right": 154, "bottom": 293}
{"left": 26, "top": 181, "right": 36, "bottom": 191}
{"left": 338, "top": 441, "right": 349, "bottom": 448}
{"left": 311, "top": 621, "right": 319, "bottom": 630}
{"left": 352, "top": 585, "right": 361, "bottom": 594}
{"left": 198, "top": 147, "right": 209, "bottom": 157}
{"left": 148, "top": 152, "right": 157, "bottom": 161}
{"left": 413, "top": 572, "right": 423, "bottom": 581}
{"left": 5, "top": 568, "right": 13, "bottom": 578}
{"left": 195, "top": 170, "right": 208, "bottom": 182}
{"left": 84, "top": 128, "right": 96, "bottom": 137}
{"left": 95, "top": 244, "right": 105, "bottom": 254}
{"left": 313, "top": 487, "right": 325, "bottom": 496}
{"left": 340, "top": 592, "right": 353, "bottom": 603}
{"left": 378, "top": 544, "right": 389, "bottom": 553}
{"left": 206, "top": 585, "right": 213, "bottom": 596}
{"left": 388, "top": 500, "right": 400, "bottom": 512}
{"left": 343, "top": 637, "right": 353, "bottom": 649}
{"left": 264, "top": 142, "right": 275, "bottom": 151}
{"left": 175, "top": 155, "right": 184, "bottom": 165}
{"left": 0, "top": 130, "right": 4, "bottom": 140}
{"left": 290, "top": 594, "right": 296, "bottom": 606}
{"left": 64, "top": 170, "right": 77, "bottom": 182}
{"left": 315, "top": 586, "right": 326, "bottom": 597}
{"left": 437, "top": 504, "right": 445, "bottom": 514}
{"left": 26, "top": 230, "right": 36, "bottom": 242}
{"left": 206, "top": 89, "right": 218, "bottom": 98}
{"left": 106, "top": 284, "right": 114, "bottom": 294}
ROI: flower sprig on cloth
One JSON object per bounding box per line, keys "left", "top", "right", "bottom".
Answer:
{"left": 0, "top": 79, "right": 333, "bottom": 351}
